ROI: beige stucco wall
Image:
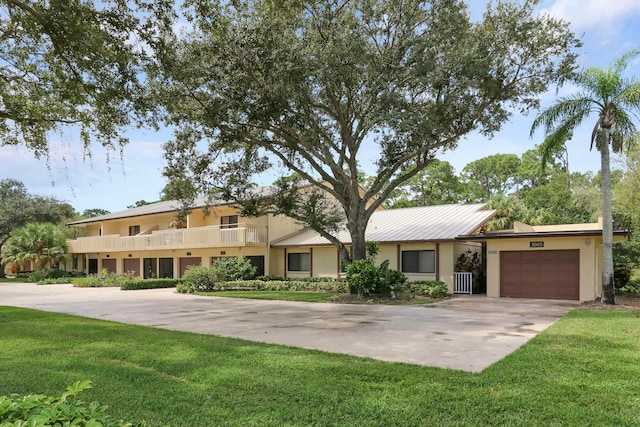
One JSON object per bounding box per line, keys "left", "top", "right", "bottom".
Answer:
{"left": 485, "top": 236, "right": 600, "bottom": 301}
{"left": 312, "top": 247, "right": 339, "bottom": 277}
{"left": 83, "top": 246, "right": 269, "bottom": 278}
{"left": 267, "top": 214, "right": 304, "bottom": 241}
{"left": 270, "top": 242, "right": 459, "bottom": 291}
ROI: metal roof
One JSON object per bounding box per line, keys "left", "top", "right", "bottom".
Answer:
{"left": 271, "top": 204, "right": 496, "bottom": 246}
{"left": 67, "top": 196, "right": 225, "bottom": 225}
{"left": 66, "top": 181, "right": 329, "bottom": 226}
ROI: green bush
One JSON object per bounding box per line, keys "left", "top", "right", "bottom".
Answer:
{"left": 345, "top": 242, "right": 406, "bottom": 296}
{"left": 179, "top": 265, "right": 218, "bottom": 293}
{"left": 26, "top": 268, "right": 66, "bottom": 282}
{"left": 71, "top": 269, "right": 127, "bottom": 288}
{"left": 618, "top": 278, "right": 640, "bottom": 296}
{"left": 406, "top": 280, "right": 448, "bottom": 299}
{"left": 120, "top": 278, "right": 180, "bottom": 290}
{"left": 211, "top": 256, "right": 257, "bottom": 281}
{"left": 614, "top": 265, "right": 633, "bottom": 289}
{"left": 0, "top": 380, "right": 147, "bottom": 427}
{"left": 37, "top": 277, "right": 75, "bottom": 285}
{"left": 179, "top": 279, "right": 349, "bottom": 294}
{"left": 255, "top": 275, "right": 286, "bottom": 281}
{"left": 346, "top": 259, "right": 379, "bottom": 295}
{"left": 179, "top": 257, "right": 258, "bottom": 293}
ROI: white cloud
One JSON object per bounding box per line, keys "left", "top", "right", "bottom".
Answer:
{"left": 540, "top": 0, "right": 640, "bottom": 30}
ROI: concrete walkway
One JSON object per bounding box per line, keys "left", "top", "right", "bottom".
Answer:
{"left": 0, "top": 283, "right": 577, "bottom": 372}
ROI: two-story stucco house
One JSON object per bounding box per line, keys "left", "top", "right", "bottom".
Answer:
{"left": 65, "top": 197, "right": 626, "bottom": 301}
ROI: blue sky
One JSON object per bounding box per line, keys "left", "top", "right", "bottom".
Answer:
{"left": 1, "top": 0, "right": 640, "bottom": 214}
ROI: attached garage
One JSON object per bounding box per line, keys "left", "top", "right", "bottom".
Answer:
{"left": 459, "top": 219, "right": 628, "bottom": 302}
{"left": 500, "top": 250, "right": 579, "bottom": 300}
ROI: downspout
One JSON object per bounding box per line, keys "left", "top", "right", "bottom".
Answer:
{"left": 266, "top": 214, "right": 271, "bottom": 276}
{"left": 435, "top": 243, "right": 440, "bottom": 282}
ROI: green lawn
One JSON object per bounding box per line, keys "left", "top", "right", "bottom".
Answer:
{"left": 0, "top": 277, "right": 25, "bottom": 283}
{"left": 1, "top": 307, "right": 639, "bottom": 426}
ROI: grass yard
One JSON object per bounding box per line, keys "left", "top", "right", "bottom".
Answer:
{"left": 0, "top": 307, "right": 639, "bottom": 426}
{"left": 0, "top": 277, "right": 25, "bottom": 283}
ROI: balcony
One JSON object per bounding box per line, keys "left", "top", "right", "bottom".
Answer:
{"left": 68, "top": 223, "right": 268, "bottom": 253}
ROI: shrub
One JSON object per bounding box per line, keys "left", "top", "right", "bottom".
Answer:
{"left": 27, "top": 268, "right": 66, "bottom": 282}
{"left": 614, "top": 265, "right": 633, "bottom": 289}
{"left": 37, "top": 277, "right": 74, "bottom": 285}
{"left": 0, "top": 380, "right": 147, "bottom": 427}
{"left": 406, "top": 280, "right": 448, "bottom": 299}
{"left": 178, "top": 279, "right": 349, "bottom": 294}
{"left": 179, "top": 265, "right": 218, "bottom": 293}
{"left": 179, "top": 257, "right": 258, "bottom": 293}
{"left": 346, "top": 259, "right": 379, "bottom": 296}
{"left": 255, "top": 275, "right": 287, "bottom": 281}
{"left": 346, "top": 242, "right": 406, "bottom": 296}
{"left": 619, "top": 278, "right": 640, "bottom": 296}
{"left": 120, "top": 278, "right": 180, "bottom": 290}
{"left": 71, "top": 269, "right": 125, "bottom": 288}
{"left": 211, "top": 256, "right": 257, "bottom": 281}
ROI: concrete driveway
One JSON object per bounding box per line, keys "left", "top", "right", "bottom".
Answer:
{"left": 0, "top": 283, "right": 577, "bottom": 372}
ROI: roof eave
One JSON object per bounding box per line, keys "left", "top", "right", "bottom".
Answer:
{"left": 456, "top": 229, "right": 629, "bottom": 241}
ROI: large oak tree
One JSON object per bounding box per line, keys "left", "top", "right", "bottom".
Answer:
{"left": 153, "top": 0, "right": 579, "bottom": 263}
{"left": 0, "top": 0, "right": 172, "bottom": 156}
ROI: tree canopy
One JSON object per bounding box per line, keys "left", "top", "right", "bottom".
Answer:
{"left": 0, "top": 178, "right": 74, "bottom": 276}
{"left": 0, "top": 0, "right": 172, "bottom": 157}
{"left": 2, "top": 222, "right": 68, "bottom": 270}
{"left": 153, "top": 0, "right": 579, "bottom": 262}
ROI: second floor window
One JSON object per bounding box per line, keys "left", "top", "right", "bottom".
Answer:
{"left": 129, "top": 225, "right": 140, "bottom": 236}
{"left": 221, "top": 215, "right": 238, "bottom": 229}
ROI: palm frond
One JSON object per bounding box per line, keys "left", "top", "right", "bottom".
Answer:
{"left": 616, "top": 80, "right": 640, "bottom": 112}
{"left": 612, "top": 48, "right": 640, "bottom": 75}
{"left": 530, "top": 95, "right": 594, "bottom": 136}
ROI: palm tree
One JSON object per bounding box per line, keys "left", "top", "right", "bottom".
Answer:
{"left": 531, "top": 49, "right": 640, "bottom": 305}
{"left": 2, "top": 223, "right": 68, "bottom": 271}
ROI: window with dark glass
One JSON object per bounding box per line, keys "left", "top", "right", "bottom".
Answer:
{"left": 401, "top": 250, "right": 436, "bottom": 273}
{"left": 129, "top": 225, "right": 140, "bottom": 236}
{"left": 220, "top": 215, "right": 238, "bottom": 229}
{"left": 287, "top": 253, "right": 310, "bottom": 272}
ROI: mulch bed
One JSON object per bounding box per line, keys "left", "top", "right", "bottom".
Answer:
{"left": 580, "top": 294, "right": 640, "bottom": 309}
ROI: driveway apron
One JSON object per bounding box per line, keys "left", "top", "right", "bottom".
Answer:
{"left": 0, "top": 283, "right": 576, "bottom": 372}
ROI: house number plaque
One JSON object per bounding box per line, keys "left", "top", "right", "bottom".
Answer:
{"left": 529, "top": 241, "right": 544, "bottom": 248}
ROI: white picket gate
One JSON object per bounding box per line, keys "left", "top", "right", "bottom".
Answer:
{"left": 454, "top": 272, "right": 473, "bottom": 294}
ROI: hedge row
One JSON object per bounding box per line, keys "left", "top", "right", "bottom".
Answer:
{"left": 120, "top": 278, "right": 181, "bottom": 290}
{"left": 404, "top": 281, "right": 449, "bottom": 299}
{"left": 177, "top": 279, "right": 349, "bottom": 294}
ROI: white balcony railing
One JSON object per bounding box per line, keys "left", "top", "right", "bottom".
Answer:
{"left": 68, "top": 223, "right": 267, "bottom": 253}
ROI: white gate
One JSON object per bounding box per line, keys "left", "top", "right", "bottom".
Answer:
{"left": 454, "top": 272, "right": 473, "bottom": 294}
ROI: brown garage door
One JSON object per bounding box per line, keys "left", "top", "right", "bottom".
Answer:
{"left": 500, "top": 250, "right": 579, "bottom": 300}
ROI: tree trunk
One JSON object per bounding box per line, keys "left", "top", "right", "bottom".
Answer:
{"left": 350, "top": 228, "right": 367, "bottom": 262}
{"left": 600, "top": 134, "right": 615, "bottom": 305}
